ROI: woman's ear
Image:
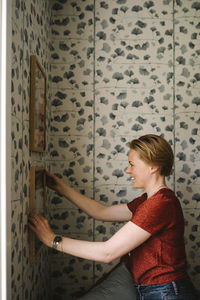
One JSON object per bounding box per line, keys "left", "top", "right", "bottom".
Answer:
{"left": 150, "top": 165, "right": 160, "bottom": 174}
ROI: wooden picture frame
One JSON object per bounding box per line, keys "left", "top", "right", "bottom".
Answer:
{"left": 29, "top": 166, "right": 47, "bottom": 262}
{"left": 30, "top": 55, "right": 46, "bottom": 152}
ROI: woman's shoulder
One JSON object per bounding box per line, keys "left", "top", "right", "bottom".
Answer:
{"left": 150, "top": 188, "right": 181, "bottom": 209}
{"left": 161, "top": 188, "right": 180, "bottom": 201}
{"left": 127, "top": 192, "right": 147, "bottom": 212}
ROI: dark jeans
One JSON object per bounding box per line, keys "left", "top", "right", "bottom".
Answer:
{"left": 135, "top": 279, "right": 197, "bottom": 300}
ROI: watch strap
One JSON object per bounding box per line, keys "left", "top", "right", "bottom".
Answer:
{"left": 52, "top": 235, "right": 62, "bottom": 249}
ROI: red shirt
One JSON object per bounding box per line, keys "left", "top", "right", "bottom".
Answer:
{"left": 127, "top": 188, "right": 188, "bottom": 285}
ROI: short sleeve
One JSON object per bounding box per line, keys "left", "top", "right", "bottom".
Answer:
{"left": 127, "top": 193, "right": 147, "bottom": 213}
{"left": 130, "top": 193, "right": 173, "bottom": 235}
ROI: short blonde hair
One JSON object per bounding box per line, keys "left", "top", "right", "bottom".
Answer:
{"left": 129, "top": 134, "right": 174, "bottom": 176}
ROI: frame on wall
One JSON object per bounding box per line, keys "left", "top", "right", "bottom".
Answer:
{"left": 29, "top": 166, "right": 46, "bottom": 262}
{"left": 30, "top": 55, "right": 46, "bottom": 152}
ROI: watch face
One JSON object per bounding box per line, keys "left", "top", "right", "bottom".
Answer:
{"left": 54, "top": 236, "right": 62, "bottom": 243}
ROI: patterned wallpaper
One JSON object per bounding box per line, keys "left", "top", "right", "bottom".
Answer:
{"left": 11, "top": 0, "right": 51, "bottom": 299}
{"left": 49, "top": 0, "right": 200, "bottom": 299}
{"left": 11, "top": 0, "right": 200, "bottom": 299}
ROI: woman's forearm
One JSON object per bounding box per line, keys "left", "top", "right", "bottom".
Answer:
{"left": 28, "top": 214, "right": 151, "bottom": 264}
{"left": 56, "top": 237, "right": 112, "bottom": 263}
{"left": 61, "top": 183, "right": 106, "bottom": 220}
{"left": 47, "top": 172, "right": 131, "bottom": 222}
{"left": 29, "top": 214, "right": 115, "bottom": 262}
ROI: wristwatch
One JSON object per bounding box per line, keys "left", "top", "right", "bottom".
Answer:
{"left": 52, "top": 235, "right": 63, "bottom": 249}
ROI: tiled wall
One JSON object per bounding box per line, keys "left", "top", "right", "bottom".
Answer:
{"left": 174, "top": 0, "right": 200, "bottom": 293}
{"left": 49, "top": 0, "right": 200, "bottom": 299}
{"left": 11, "top": 0, "right": 200, "bottom": 299}
{"left": 11, "top": 0, "right": 51, "bottom": 299}
{"left": 49, "top": 1, "right": 96, "bottom": 298}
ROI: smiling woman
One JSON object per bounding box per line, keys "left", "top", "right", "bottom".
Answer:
{"left": 28, "top": 134, "right": 197, "bottom": 299}
{"left": 126, "top": 134, "right": 174, "bottom": 196}
{"left": 129, "top": 134, "right": 174, "bottom": 176}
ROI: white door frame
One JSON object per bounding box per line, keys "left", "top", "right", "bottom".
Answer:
{"left": 0, "top": 0, "right": 12, "bottom": 299}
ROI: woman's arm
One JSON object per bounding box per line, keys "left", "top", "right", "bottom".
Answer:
{"left": 46, "top": 171, "right": 132, "bottom": 222}
{"left": 28, "top": 214, "right": 151, "bottom": 263}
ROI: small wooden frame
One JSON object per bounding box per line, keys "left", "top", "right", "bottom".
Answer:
{"left": 30, "top": 55, "right": 46, "bottom": 152}
{"left": 29, "top": 166, "right": 46, "bottom": 262}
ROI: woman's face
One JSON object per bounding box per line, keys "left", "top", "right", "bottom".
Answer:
{"left": 126, "top": 149, "right": 152, "bottom": 189}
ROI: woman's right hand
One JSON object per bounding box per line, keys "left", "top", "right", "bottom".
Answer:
{"left": 46, "top": 171, "right": 65, "bottom": 195}
{"left": 28, "top": 213, "right": 56, "bottom": 248}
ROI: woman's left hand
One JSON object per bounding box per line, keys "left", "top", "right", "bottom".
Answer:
{"left": 28, "top": 214, "right": 55, "bottom": 248}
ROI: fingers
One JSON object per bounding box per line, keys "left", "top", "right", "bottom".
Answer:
{"left": 29, "top": 213, "right": 46, "bottom": 224}
{"left": 28, "top": 214, "right": 41, "bottom": 226}
{"left": 28, "top": 213, "right": 55, "bottom": 247}
{"left": 45, "top": 170, "right": 53, "bottom": 176}
{"left": 29, "top": 213, "right": 37, "bottom": 222}
{"left": 28, "top": 215, "right": 38, "bottom": 233}
{"left": 28, "top": 214, "right": 47, "bottom": 237}
{"left": 37, "top": 214, "right": 49, "bottom": 224}
{"left": 28, "top": 214, "right": 38, "bottom": 228}
{"left": 28, "top": 221, "right": 37, "bottom": 233}
{"left": 28, "top": 214, "right": 50, "bottom": 231}
{"left": 46, "top": 172, "right": 57, "bottom": 187}
{"left": 46, "top": 171, "right": 61, "bottom": 182}
{"left": 45, "top": 170, "right": 56, "bottom": 179}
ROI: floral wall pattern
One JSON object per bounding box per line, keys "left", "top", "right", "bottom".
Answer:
{"left": 11, "top": 0, "right": 200, "bottom": 299}
{"left": 11, "top": 0, "right": 51, "bottom": 299}
{"left": 49, "top": 0, "right": 200, "bottom": 299}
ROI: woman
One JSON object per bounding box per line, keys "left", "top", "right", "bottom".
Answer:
{"left": 29, "top": 134, "right": 197, "bottom": 299}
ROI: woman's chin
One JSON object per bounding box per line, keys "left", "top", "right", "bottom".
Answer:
{"left": 132, "top": 181, "right": 137, "bottom": 188}
{"left": 132, "top": 182, "right": 142, "bottom": 189}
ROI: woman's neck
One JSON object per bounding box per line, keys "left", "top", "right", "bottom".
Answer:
{"left": 146, "top": 179, "right": 167, "bottom": 198}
